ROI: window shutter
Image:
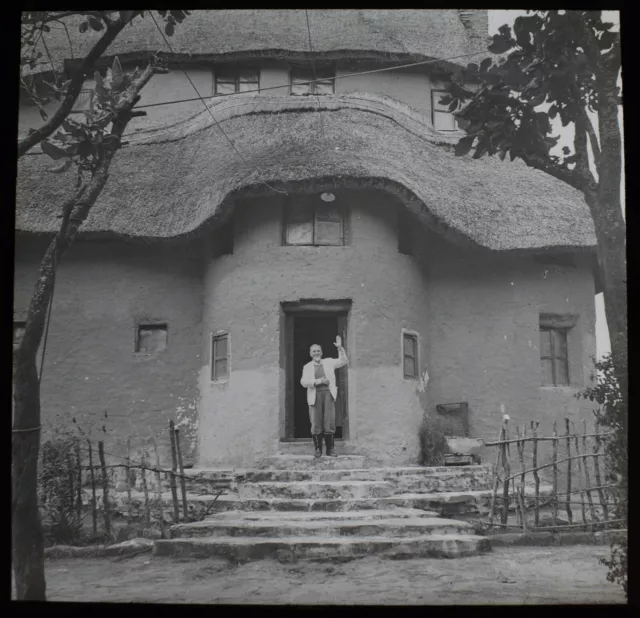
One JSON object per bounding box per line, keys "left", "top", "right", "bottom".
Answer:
{"left": 314, "top": 204, "right": 343, "bottom": 245}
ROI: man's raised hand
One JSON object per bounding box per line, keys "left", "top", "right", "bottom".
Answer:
{"left": 334, "top": 335, "right": 342, "bottom": 348}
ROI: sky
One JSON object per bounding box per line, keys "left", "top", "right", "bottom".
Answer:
{"left": 488, "top": 10, "right": 622, "bottom": 360}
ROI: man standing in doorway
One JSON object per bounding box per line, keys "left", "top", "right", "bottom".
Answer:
{"left": 300, "top": 335, "right": 348, "bottom": 457}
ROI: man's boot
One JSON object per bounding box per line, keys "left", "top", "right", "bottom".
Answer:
{"left": 324, "top": 433, "right": 337, "bottom": 457}
{"left": 312, "top": 434, "right": 323, "bottom": 458}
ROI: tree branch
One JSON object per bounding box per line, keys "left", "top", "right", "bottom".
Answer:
{"left": 583, "top": 111, "right": 601, "bottom": 168}
{"left": 17, "top": 16, "right": 127, "bottom": 158}
{"left": 573, "top": 115, "right": 598, "bottom": 190}
{"left": 518, "top": 151, "right": 588, "bottom": 193}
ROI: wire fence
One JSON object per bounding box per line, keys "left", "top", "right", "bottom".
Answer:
{"left": 481, "top": 417, "right": 626, "bottom": 534}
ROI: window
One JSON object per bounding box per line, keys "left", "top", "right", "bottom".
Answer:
{"left": 540, "top": 327, "right": 569, "bottom": 386}
{"left": 290, "top": 65, "right": 335, "bottom": 96}
{"left": 431, "top": 89, "right": 459, "bottom": 131}
{"left": 211, "top": 333, "right": 229, "bottom": 381}
{"left": 13, "top": 321, "right": 26, "bottom": 351}
{"left": 403, "top": 332, "right": 419, "bottom": 379}
{"left": 70, "top": 89, "right": 94, "bottom": 114}
{"left": 283, "top": 195, "right": 345, "bottom": 246}
{"left": 136, "top": 324, "right": 167, "bottom": 353}
{"left": 398, "top": 207, "right": 413, "bottom": 255}
{"left": 215, "top": 68, "right": 259, "bottom": 95}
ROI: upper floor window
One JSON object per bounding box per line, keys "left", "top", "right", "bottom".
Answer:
{"left": 70, "top": 89, "right": 94, "bottom": 114}
{"left": 215, "top": 68, "right": 260, "bottom": 95}
{"left": 431, "top": 89, "right": 459, "bottom": 131}
{"left": 290, "top": 65, "right": 335, "bottom": 96}
{"left": 211, "top": 332, "right": 229, "bottom": 381}
{"left": 283, "top": 194, "right": 345, "bottom": 246}
{"left": 136, "top": 323, "right": 168, "bottom": 353}
{"left": 540, "top": 326, "right": 569, "bottom": 386}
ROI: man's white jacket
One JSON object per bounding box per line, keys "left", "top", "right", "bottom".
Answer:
{"left": 300, "top": 351, "right": 348, "bottom": 406}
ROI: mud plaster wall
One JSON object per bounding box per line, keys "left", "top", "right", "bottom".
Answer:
{"left": 13, "top": 237, "right": 204, "bottom": 467}
{"left": 425, "top": 231, "right": 597, "bottom": 475}
{"left": 199, "top": 189, "right": 432, "bottom": 467}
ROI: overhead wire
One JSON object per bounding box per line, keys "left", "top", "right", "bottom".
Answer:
{"left": 148, "top": 11, "right": 287, "bottom": 195}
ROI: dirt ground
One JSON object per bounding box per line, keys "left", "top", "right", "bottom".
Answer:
{"left": 12, "top": 545, "right": 625, "bottom": 604}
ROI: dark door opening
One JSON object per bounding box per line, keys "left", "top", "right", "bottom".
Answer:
{"left": 284, "top": 308, "right": 349, "bottom": 440}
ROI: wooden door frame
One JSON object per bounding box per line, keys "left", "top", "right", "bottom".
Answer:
{"left": 282, "top": 299, "right": 351, "bottom": 440}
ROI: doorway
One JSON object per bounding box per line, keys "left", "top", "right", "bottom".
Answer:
{"left": 283, "top": 300, "right": 350, "bottom": 440}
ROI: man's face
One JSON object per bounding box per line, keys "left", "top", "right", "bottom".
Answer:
{"left": 310, "top": 345, "right": 322, "bottom": 361}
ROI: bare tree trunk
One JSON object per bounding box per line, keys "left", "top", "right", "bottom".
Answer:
{"left": 11, "top": 60, "right": 163, "bottom": 601}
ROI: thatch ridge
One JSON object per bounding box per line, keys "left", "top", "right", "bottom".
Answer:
{"left": 16, "top": 93, "right": 596, "bottom": 253}
{"left": 27, "top": 10, "right": 488, "bottom": 76}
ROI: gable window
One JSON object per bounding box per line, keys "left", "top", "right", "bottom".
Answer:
{"left": 431, "top": 89, "right": 459, "bottom": 131}
{"left": 136, "top": 324, "right": 168, "bottom": 353}
{"left": 283, "top": 194, "right": 345, "bottom": 246}
{"left": 403, "top": 332, "right": 419, "bottom": 379}
{"left": 290, "top": 65, "right": 335, "bottom": 96}
{"left": 398, "top": 207, "right": 413, "bottom": 255}
{"left": 13, "top": 321, "right": 26, "bottom": 351}
{"left": 211, "top": 333, "right": 229, "bottom": 381}
{"left": 540, "top": 326, "right": 569, "bottom": 386}
{"left": 215, "top": 68, "right": 259, "bottom": 95}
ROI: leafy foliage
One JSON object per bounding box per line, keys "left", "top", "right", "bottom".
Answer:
{"left": 577, "top": 354, "right": 627, "bottom": 597}
{"left": 418, "top": 414, "right": 451, "bottom": 466}
{"left": 441, "top": 11, "right": 620, "bottom": 187}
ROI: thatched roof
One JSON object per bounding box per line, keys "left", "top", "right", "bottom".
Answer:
{"left": 27, "top": 10, "right": 488, "bottom": 75}
{"left": 16, "top": 92, "right": 596, "bottom": 252}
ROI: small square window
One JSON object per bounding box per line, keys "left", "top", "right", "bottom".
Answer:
{"left": 215, "top": 68, "right": 259, "bottom": 95}
{"left": 13, "top": 321, "right": 26, "bottom": 350}
{"left": 540, "top": 326, "right": 569, "bottom": 386}
{"left": 212, "top": 333, "right": 229, "bottom": 381}
{"left": 136, "top": 324, "right": 167, "bottom": 353}
{"left": 403, "top": 332, "right": 419, "bottom": 379}
{"left": 290, "top": 65, "right": 335, "bottom": 96}
{"left": 283, "top": 195, "right": 345, "bottom": 246}
{"left": 431, "top": 90, "right": 458, "bottom": 131}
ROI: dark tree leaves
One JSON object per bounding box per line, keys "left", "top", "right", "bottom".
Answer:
{"left": 454, "top": 135, "right": 475, "bottom": 157}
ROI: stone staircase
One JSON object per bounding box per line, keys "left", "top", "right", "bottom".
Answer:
{"left": 152, "top": 455, "right": 495, "bottom": 562}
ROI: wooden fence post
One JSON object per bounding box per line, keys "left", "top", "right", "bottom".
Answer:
{"left": 501, "top": 421, "right": 511, "bottom": 526}
{"left": 125, "top": 437, "right": 132, "bottom": 525}
{"left": 175, "top": 428, "right": 189, "bottom": 520}
{"left": 564, "top": 418, "right": 573, "bottom": 525}
{"left": 552, "top": 421, "right": 558, "bottom": 528}
{"left": 592, "top": 426, "right": 609, "bottom": 528}
{"left": 98, "top": 441, "right": 111, "bottom": 536}
{"left": 67, "top": 452, "right": 75, "bottom": 516}
{"left": 75, "top": 440, "right": 83, "bottom": 519}
{"left": 572, "top": 421, "right": 587, "bottom": 527}
{"left": 152, "top": 437, "right": 165, "bottom": 538}
{"left": 488, "top": 423, "right": 505, "bottom": 528}
{"left": 530, "top": 420, "right": 541, "bottom": 527}
{"left": 140, "top": 451, "right": 152, "bottom": 529}
{"left": 168, "top": 421, "right": 180, "bottom": 523}
{"left": 87, "top": 439, "right": 98, "bottom": 535}
{"left": 582, "top": 419, "right": 597, "bottom": 524}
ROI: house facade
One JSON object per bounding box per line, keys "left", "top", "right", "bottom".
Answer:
{"left": 15, "top": 10, "right": 599, "bottom": 468}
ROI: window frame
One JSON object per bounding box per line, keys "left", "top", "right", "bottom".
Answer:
{"left": 214, "top": 67, "right": 260, "bottom": 96}
{"left": 431, "top": 89, "right": 459, "bottom": 132}
{"left": 211, "top": 332, "right": 230, "bottom": 382}
{"left": 282, "top": 195, "right": 346, "bottom": 247}
{"left": 70, "top": 88, "right": 94, "bottom": 114}
{"left": 402, "top": 330, "right": 419, "bottom": 380}
{"left": 539, "top": 326, "right": 570, "bottom": 386}
{"left": 135, "top": 323, "right": 168, "bottom": 354}
{"left": 289, "top": 64, "right": 336, "bottom": 96}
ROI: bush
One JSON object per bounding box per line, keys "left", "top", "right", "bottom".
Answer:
{"left": 577, "top": 354, "right": 627, "bottom": 598}
{"left": 418, "top": 414, "right": 451, "bottom": 466}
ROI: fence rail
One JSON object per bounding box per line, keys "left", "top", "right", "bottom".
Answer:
{"left": 38, "top": 420, "right": 233, "bottom": 544}
{"left": 483, "top": 417, "right": 625, "bottom": 533}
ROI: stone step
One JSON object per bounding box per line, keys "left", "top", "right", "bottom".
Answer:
{"left": 201, "top": 508, "right": 440, "bottom": 521}
{"left": 256, "top": 455, "right": 367, "bottom": 470}
{"left": 153, "top": 533, "right": 491, "bottom": 561}
{"left": 277, "top": 440, "right": 359, "bottom": 456}
{"left": 236, "top": 480, "right": 394, "bottom": 500}
{"left": 169, "top": 515, "right": 474, "bottom": 539}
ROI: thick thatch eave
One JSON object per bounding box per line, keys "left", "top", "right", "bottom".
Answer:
{"left": 16, "top": 92, "right": 596, "bottom": 253}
